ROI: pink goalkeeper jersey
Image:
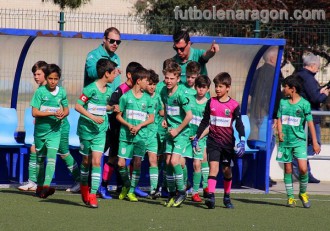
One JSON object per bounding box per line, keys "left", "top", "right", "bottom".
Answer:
{"left": 209, "top": 97, "right": 240, "bottom": 147}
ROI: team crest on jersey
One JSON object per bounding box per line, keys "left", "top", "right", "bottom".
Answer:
{"left": 172, "top": 99, "right": 178, "bottom": 106}
{"left": 141, "top": 103, "right": 146, "bottom": 111}
{"left": 225, "top": 109, "right": 231, "bottom": 116}
{"left": 296, "top": 109, "right": 301, "bottom": 116}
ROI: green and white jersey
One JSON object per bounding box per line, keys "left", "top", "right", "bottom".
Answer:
{"left": 119, "top": 90, "right": 154, "bottom": 142}
{"left": 277, "top": 97, "right": 313, "bottom": 147}
{"left": 190, "top": 97, "right": 207, "bottom": 137}
{"left": 30, "top": 85, "right": 68, "bottom": 138}
{"left": 147, "top": 93, "right": 163, "bottom": 136}
{"left": 77, "top": 82, "right": 112, "bottom": 139}
{"left": 160, "top": 86, "right": 191, "bottom": 134}
{"left": 179, "top": 82, "right": 211, "bottom": 99}
{"left": 155, "top": 81, "right": 166, "bottom": 94}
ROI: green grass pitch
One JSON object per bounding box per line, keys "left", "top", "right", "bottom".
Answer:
{"left": 0, "top": 188, "right": 329, "bottom": 230}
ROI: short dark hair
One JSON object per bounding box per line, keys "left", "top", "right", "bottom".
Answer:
{"left": 213, "top": 72, "right": 231, "bottom": 87}
{"left": 186, "top": 61, "right": 201, "bottom": 77}
{"left": 148, "top": 69, "right": 159, "bottom": 84}
{"left": 163, "top": 61, "right": 181, "bottom": 77}
{"left": 104, "top": 27, "right": 121, "bottom": 37}
{"left": 45, "top": 64, "right": 61, "bottom": 79}
{"left": 195, "top": 75, "right": 211, "bottom": 88}
{"left": 126, "top": 62, "right": 143, "bottom": 76}
{"left": 162, "top": 58, "right": 175, "bottom": 71}
{"left": 282, "top": 75, "right": 302, "bottom": 94}
{"left": 32, "top": 61, "right": 48, "bottom": 74}
{"left": 173, "top": 30, "right": 190, "bottom": 44}
{"left": 96, "top": 59, "right": 117, "bottom": 79}
{"left": 132, "top": 66, "right": 150, "bottom": 85}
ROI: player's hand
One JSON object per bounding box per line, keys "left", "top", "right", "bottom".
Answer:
{"left": 55, "top": 109, "right": 65, "bottom": 119}
{"left": 191, "top": 136, "right": 200, "bottom": 153}
{"left": 168, "top": 128, "right": 179, "bottom": 138}
{"left": 236, "top": 140, "right": 245, "bottom": 158}
{"left": 112, "top": 105, "right": 120, "bottom": 112}
{"left": 278, "top": 132, "right": 284, "bottom": 142}
{"left": 162, "top": 120, "right": 168, "bottom": 129}
{"left": 313, "top": 142, "right": 321, "bottom": 155}
{"left": 92, "top": 115, "right": 104, "bottom": 124}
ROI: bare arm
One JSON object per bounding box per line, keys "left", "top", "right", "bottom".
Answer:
{"left": 202, "top": 40, "right": 220, "bottom": 61}
{"left": 307, "top": 121, "right": 321, "bottom": 154}
{"left": 75, "top": 103, "right": 104, "bottom": 124}
{"left": 169, "top": 110, "right": 193, "bottom": 138}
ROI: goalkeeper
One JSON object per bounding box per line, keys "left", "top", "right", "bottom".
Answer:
{"left": 194, "top": 72, "right": 245, "bottom": 209}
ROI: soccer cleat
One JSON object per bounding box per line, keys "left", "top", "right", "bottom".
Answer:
{"left": 148, "top": 190, "right": 161, "bottom": 200}
{"left": 299, "top": 193, "right": 311, "bottom": 208}
{"left": 134, "top": 187, "right": 148, "bottom": 197}
{"left": 80, "top": 185, "right": 90, "bottom": 205}
{"left": 39, "top": 186, "right": 55, "bottom": 199}
{"left": 35, "top": 186, "right": 43, "bottom": 197}
{"left": 286, "top": 198, "right": 297, "bottom": 208}
{"left": 223, "top": 194, "right": 234, "bottom": 209}
{"left": 127, "top": 193, "right": 139, "bottom": 202}
{"left": 89, "top": 194, "right": 98, "bottom": 208}
{"left": 205, "top": 193, "right": 215, "bottom": 209}
{"left": 164, "top": 192, "right": 176, "bottom": 207}
{"left": 18, "top": 180, "right": 37, "bottom": 191}
{"left": 119, "top": 186, "right": 129, "bottom": 200}
{"left": 98, "top": 186, "right": 112, "bottom": 199}
{"left": 66, "top": 182, "right": 80, "bottom": 193}
{"left": 203, "top": 187, "right": 209, "bottom": 198}
{"left": 192, "top": 193, "right": 202, "bottom": 202}
{"left": 173, "top": 190, "right": 187, "bottom": 207}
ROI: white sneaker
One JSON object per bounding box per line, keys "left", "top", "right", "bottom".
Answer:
{"left": 18, "top": 180, "right": 37, "bottom": 191}
{"left": 66, "top": 182, "right": 80, "bottom": 193}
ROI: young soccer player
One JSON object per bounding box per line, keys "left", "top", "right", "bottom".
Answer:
{"left": 145, "top": 69, "right": 164, "bottom": 199}
{"left": 189, "top": 75, "right": 211, "bottom": 202}
{"left": 75, "top": 59, "right": 117, "bottom": 208}
{"left": 116, "top": 66, "right": 154, "bottom": 202}
{"left": 99, "top": 62, "right": 143, "bottom": 199}
{"left": 20, "top": 62, "right": 81, "bottom": 193}
{"left": 18, "top": 61, "right": 48, "bottom": 191}
{"left": 194, "top": 72, "right": 245, "bottom": 209}
{"left": 30, "top": 63, "right": 69, "bottom": 198}
{"left": 160, "top": 62, "right": 193, "bottom": 207}
{"left": 276, "top": 75, "right": 320, "bottom": 208}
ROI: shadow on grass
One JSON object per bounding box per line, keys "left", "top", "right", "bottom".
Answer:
{"left": 0, "top": 189, "right": 35, "bottom": 196}
{"left": 39, "top": 198, "right": 84, "bottom": 207}
{"left": 233, "top": 198, "right": 286, "bottom": 207}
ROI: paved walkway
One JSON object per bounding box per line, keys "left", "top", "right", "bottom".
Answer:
{"left": 268, "top": 180, "right": 330, "bottom": 195}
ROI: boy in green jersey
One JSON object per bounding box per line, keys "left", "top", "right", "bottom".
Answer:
{"left": 189, "top": 75, "right": 211, "bottom": 202}
{"left": 75, "top": 59, "right": 118, "bottom": 208}
{"left": 145, "top": 69, "right": 165, "bottom": 199}
{"left": 116, "top": 67, "right": 155, "bottom": 202}
{"left": 277, "top": 75, "right": 320, "bottom": 208}
{"left": 20, "top": 62, "right": 81, "bottom": 193}
{"left": 31, "top": 64, "right": 68, "bottom": 198}
{"left": 160, "top": 62, "right": 193, "bottom": 207}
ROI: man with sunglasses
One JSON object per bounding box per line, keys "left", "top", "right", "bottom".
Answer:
{"left": 172, "top": 30, "right": 219, "bottom": 84}
{"left": 84, "top": 27, "right": 122, "bottom": 92}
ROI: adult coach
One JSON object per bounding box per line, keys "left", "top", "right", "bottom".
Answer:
{"left": 84, "top": 27, "right": 121, "bottom": 91}
{"left": 172, "top": 30, "right": 219, "bottom": 83}
{"left": 293, "top": 53, "right": 329, "bottom": 183}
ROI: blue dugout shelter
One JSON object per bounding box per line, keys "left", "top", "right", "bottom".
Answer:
{"left": 0, "top": 28, "right": 285, "bottom": 193}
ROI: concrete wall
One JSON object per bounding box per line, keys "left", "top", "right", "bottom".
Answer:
{"left": 270, "top": 144, "right": 330, "bottom": 181}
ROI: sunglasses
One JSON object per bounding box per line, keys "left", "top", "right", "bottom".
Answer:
{"left": 173, "top": 43, "right": 188, "bottom": 52}
{"left": 106, "top": 38, "right": 121, "bottom": 45}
